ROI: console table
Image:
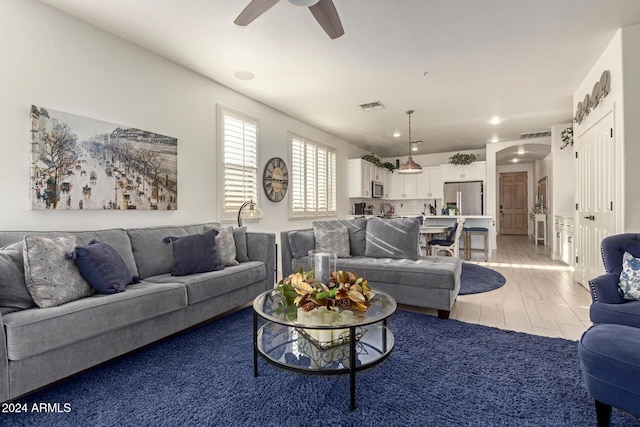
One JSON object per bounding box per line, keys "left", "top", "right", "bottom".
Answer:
{"left": 529, "top": 213, "right": 547, "bottom": 246}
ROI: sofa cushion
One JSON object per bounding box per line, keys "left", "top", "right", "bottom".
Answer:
{"left": 69, "top": 240, "right": 139, "bottom": 294}
{"left": 165, "top": 229, "right": 222, "bottom": 276}
{"left": 23, "top": 235, "right": 95, "bottom": 308}
{"left": 293, "top": 256, "right": 460, "bottom": 291}
{"left": 365, "top": 217, "right": 420, "bottom": 260}
{"left": 313, "top": 218, "right": 367, "bottom": 256}
{"left": 233, "top": 226, "right": 250, "bottom": 263}
{"left": 313, "top": 225, "right": 351, "bottom": 258}
{"left": 288, "top": 229, "right": 315, "bottom": 259}
{"left": 2, "top": 280, "right": 187, "bottom": 361}
{"left": 0, "top": 241, "right": 35, "bottom": 315}
{"left": 144, "top": 261, "right": 266, "bottom": 305}
{"left": 0, "top": 229, "right": 139, "bottom": 279}
{"left": 128, "top": 224, "right": 205, "bottom": 279}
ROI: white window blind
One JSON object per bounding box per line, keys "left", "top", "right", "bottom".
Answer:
{"left": 290, "top": 133, "right": 336, "bottom": 218}
{"left": 220, "top": 108, "right": 258, "bottom": 220}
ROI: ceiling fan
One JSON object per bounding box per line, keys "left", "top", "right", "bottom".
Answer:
{"left": 234, "top": 0, "right": 345, "bottom": 39}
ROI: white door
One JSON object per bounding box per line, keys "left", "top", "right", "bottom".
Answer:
{"left": 575, "top": 111, "right": 615, "bottom": 286}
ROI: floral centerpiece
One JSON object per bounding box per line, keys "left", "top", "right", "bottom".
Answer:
{"left": 275, "top": 269, "right": 371, "bottom": 313}
{"left": 273, "top": 268, "right": 372, "bottom": 348}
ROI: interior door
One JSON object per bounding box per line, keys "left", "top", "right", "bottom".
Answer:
{"left": 499, "top": 172, "right": 528, "bottom": 235}
{"left": 576, "top": 111, "right": 615, "bottom": 286}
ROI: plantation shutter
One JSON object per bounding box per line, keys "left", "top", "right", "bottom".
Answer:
{"left": 221, "top": 109, "right": 258, "bottom": 219}
{"left": 289, "top": 133, "right": 336, "bottom": 218}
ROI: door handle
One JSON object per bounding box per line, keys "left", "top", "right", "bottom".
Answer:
{"left": 584, "top": 215, "right": 595, "bottom": 221}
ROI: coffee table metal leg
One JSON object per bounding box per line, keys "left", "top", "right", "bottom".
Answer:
{"left": 253, "top": 310, "right": 258, "bottom": 377}
{"left": 349, "top": 325, "right": 356, "bottom": 411}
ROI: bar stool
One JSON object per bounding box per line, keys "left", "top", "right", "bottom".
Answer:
{"left": 465, "top": 227, "right": 488, "bottom": 261}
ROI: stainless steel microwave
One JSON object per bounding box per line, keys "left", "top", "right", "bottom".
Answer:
{"left": 372, "top": 181, "right": 384, "bottom": 198}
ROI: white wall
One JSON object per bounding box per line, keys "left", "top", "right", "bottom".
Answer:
{"left": 486, "top": 137, "right": 551, "bottom": 248}
{"left": 551, "top": 123, "right": 575, "bottom": 217}
{"left": 0, "top": 0, "right": 364, "bottom": 238}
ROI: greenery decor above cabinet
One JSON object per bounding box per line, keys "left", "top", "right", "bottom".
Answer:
{"left": 440, "top": 161, "right": 486, "bottom": 182}
{"left": 348, "top": 159, "right": 388, "bottom": 198}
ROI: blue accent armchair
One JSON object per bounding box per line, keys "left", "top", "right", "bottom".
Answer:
{"left": 589, "top": 233, "right": 640, "bottom": 328}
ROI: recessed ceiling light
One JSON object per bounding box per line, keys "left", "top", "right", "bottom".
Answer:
{"left": 512, "top": 158, "right": 519, "bottom": 163}
{"left": 393, "top": 132, "right": 401, "bottom": 138}
{"left": 234, "top": 71, "right": 255, "bottom": 80}
{"left": 490, "top": 116, "right": 501, "bottom": 125}
{"left": 490, "top": 136, "right": 499, "bottom": 143}
{"left": 517, "top": 149, "right": 525, "bottom": 155}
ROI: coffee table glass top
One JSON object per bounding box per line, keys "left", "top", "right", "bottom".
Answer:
{"left": 253, "top": 289, "right": 397, "bottom": 328}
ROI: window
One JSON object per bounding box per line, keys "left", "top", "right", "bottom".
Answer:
{"left": 290, "top": 133, "right": 336, "bottom": 218}
{"left": 218, "top": 106, "right": 258, "bottom": 220}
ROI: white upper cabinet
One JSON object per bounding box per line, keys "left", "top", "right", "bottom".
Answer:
{"left": 348, "top": 159, "right": 388, "bottom": 198}
{"left": 440, "top": 161, "right": 486, "bottom": 182}
{"left": 388, "top": 172, "right": 417, "bottom": 199}
{"left": 415, "top": 167, "right": 443, "bottom": 199}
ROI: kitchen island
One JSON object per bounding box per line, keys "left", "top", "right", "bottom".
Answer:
{"left": 422, "top": 215, "right": 494, "bottom": 259}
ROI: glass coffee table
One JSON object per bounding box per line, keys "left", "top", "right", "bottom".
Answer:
{"left": 253, "top": 289, "right": 397, "bottom": 411}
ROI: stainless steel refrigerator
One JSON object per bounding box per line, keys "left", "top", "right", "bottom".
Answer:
{"left": 443, "top": 181, "right": 483, "bottom": 215}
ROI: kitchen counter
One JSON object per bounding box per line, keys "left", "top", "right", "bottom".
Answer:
{"left": 423, "top": 215, "right": 494, "bottom": 257}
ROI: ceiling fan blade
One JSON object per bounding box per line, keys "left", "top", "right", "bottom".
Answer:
{"left": 309, "top": 0, "right": 344, "bottom": 39}
{"left": 234, "top": 0, "right": 280, "bottom": 26}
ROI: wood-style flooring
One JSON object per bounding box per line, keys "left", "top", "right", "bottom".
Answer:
{"left": 401, "top": 234, "right": 592, "bottom": 341}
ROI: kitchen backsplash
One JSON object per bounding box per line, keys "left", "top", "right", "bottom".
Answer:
{"left": 350, "top": 198, "right": 443, "bottom": 216}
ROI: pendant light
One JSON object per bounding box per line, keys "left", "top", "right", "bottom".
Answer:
{"left": 398, "top": 109, "right": 423, "bottom": 174}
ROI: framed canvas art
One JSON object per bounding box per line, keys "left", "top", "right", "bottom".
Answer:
{"left": 30, "top": 106, "right": 177, "bottom": 210}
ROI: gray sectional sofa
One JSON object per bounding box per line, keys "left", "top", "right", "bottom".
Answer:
{"left": 281, "top": 217, "right": 461, "bottom": 319}
{"left": 0, "top": 223, "right": 275, "bottom": 402}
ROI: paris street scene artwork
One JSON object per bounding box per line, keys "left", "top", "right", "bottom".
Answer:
{"left": 30, "top": 106, "right": 177, "bottom": 210}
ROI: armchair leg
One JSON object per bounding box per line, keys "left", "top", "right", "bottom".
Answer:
{"left": 595, "top": 400, "right": 612, "bottom": 427}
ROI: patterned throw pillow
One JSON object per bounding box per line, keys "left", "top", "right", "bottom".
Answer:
{"left": 23, "top": 235, "right": 95, "bottom": 308}
{"left": 365, "top": 217, "right": 420, "bottom": 260}
{"left": 215, "top": 226, "right": 239, "bottom": 267}
{"left": 619, "top": 251, "right": 640, "bottom": 300}
{"left": 313, "top": 226, "right": 351, "bottom": 258}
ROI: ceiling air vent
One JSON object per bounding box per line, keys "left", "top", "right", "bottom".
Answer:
{"left": 519, "top": 130, "right": 551, "bottom": 139}
{"left": 359, "top": 101, "right": 385, "bottom": 111}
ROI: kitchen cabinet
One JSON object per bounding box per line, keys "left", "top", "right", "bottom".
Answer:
{"left": 440, "top": 161, "right": 486, "bottom": 182}
{"left": 348, "top": 159, "right": 387, "bottom": 198}
{"left": 388, "top": 173, "right": 417, "bottom": 199}
{"left": 554, "top": 216, "right": 575, "bottom": 266}
{"left": 416, "top": 167, "right": 443, "bottom": 199}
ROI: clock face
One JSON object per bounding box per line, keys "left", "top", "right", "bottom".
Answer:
{"left": 263, "top": 157, "right": 289, "bottom": 202}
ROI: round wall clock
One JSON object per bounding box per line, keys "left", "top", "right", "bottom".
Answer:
{"left": 263, "top": 157, "right": 288, "bottom": 202}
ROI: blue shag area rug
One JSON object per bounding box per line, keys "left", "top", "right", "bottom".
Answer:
{"left": 459, "top": 262, "right": 506, "bottom": 295}
{"left": 4, "top": 308, "right": 639, "bottom": 427}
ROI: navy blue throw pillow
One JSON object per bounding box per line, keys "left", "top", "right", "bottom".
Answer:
{"left": 67, "top": 240, "right": 139, "bottom": 294}
{"left": 164, "top": 229, "right": 222, "bottom": 276}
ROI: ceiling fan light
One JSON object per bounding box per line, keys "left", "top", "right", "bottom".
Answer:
{"left": 288, "top": 0, "right": 320, "bottom": 7}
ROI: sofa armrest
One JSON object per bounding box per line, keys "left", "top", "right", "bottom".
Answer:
{"left": 0, "top": 311, "right": 8, "bottom": 402}
{"left": 280, "top": 230, "right": 294, "bottom": 278}
{"left": 589, "top": 273, "right": 624, "bottom": 304}
{"left": 246, "top": 232, "right": 276, "bottom": 288}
